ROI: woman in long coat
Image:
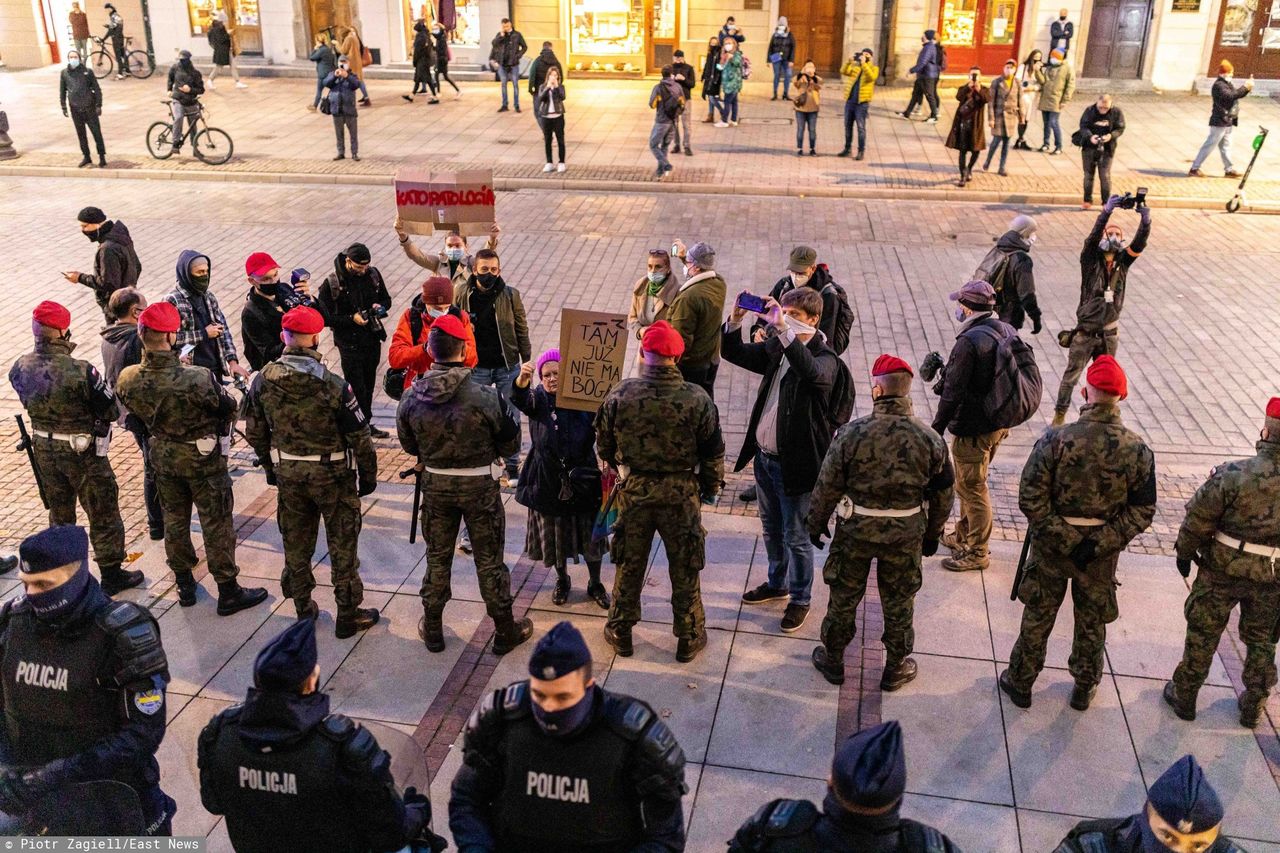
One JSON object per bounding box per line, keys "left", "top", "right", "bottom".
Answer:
{"left": 946, "top": 69, "right": 989, "bottom": 186}
{"left": 403, "top": 20, "right": 438, "bottom": 103}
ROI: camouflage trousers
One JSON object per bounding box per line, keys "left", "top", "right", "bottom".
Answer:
{"left": 1007, "top": 555, "right": 1118, "bottom": 690}
{"left": 820, "top": 529, "right": 923, "bottom": 665}
{"left": 1172, "top": 569, "right": 1280, "bottom": 702}
{"left": 420, "top": 472, "right": 512, "bottom": 620}
{"left": 606, "top": 473, "right": 706, "bottom": 641}
{"left": 33, "top": 441, "right": 125, "bottom": 572}
{"left": 276, "top": 460, "right": 365, "bottom": 617}
{"left": 152, "top": 448, "right": 239, "bottom": 584}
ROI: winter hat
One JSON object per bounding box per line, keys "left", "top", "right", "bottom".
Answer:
{"left": 1009, "top": 214, "right": 1037, "bottom": 238}
{"left": 77, "top": 206, "right": 107, "bottom": 225}
{"left": 686, "top": 242, "right": 716, "bottom": 269}
{"left": 420, "top": 276, "right": 454, "bottom": 305}
{"left": 924, "top": 29, "right": 937, "bottom": 40}
{"left": 536, "top": 348, "right": 561, "bottom": 377}
{"left": 1219, "top": 59, "right": 1234, "bottom": 75}
{"left": 254, "top": 618, "right": 318, "bottom": 692}
{"left": 32, "top": 301, "right": 72, "bottom": 331}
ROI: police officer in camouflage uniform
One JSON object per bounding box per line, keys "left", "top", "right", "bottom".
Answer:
{"left": 807, "top": 355, "right": 954, "bottom": 689}
{"left": 114, "top": 302, "right": 267, "bottom": 616}
{"left": 1000, "top": 355, "right": 1156, "bottom": 712}
{"left": 243, "top": 306, "right": 381, "bottom": 639}
{"left": 595, "top": 320, "right": 724, "bottom": 664}
{"left": 8, "top": 301, "right": 142, "bottom": 596}
{"left": 396, "top": 314, "right": 533, "bottom": 656}
{"left": 0, "top": 526, "right": 175, "bottom": 835}
{"left": 729, "top": 721, "right": 961, "bottom": 852}
{"left": 1163, "top": 396, "right": 1280, "bottom": 729}
{"left": 450, "top": 621, "right": 688, "bottom": 852}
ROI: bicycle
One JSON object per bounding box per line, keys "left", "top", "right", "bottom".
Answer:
{"left": 146, "top": 100, "right": 234, "bottom": 165}
{"left": 89, "top": 34, "right": 154, "bottom": 80}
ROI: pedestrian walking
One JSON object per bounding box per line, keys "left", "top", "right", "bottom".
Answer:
{"left": 596, "top": 321, "right": 724, "bottom": 663}
{"left": 403, "top": 20, "right": 439, "bottom": 103}
{"left": 648, "top": 65, "right": 684, "bottom": 177}
{"left": 103, "top": 3, "right": 126, "bottom": 79}
{"left": 1163, "top": 396, "right": 1280, "bottom": 728}
{"left": 243, "top": 305, "right": 381, "bottom": 635}
{"left": 793, "top": 61, "right": 821, "bottom": 155}
{"left": 932, "top": 280, "right": 1010, "bottom": 573}
{"left": 975, "top": 214, "right": 1042, "bottom": 333}
{"left": 336, "top": 26, "right": 367, "bottom": 98}
{"left": 946, "top": 68, "right": 988, "bottom": 186}
{"left": 667, "top": 240, "right": 727, "bottom": 398}
{"left": 665, "top": 49, "right": 696, "bottom": 155}
{"left": 8, "top": 301, "right": 142, "bottom": 596}
{"left": 1050, "top": 8, "right": 1074, "bottom": 56}
{"left": 308, "top": 35, "right": 338, "bottom": 111}
{"left": 838, "top": 48, "right": 878, "bottom": 160}
{"left": 1000, "top": 356, "right": 1155, "bottom": 712}
{"left": 206, "top": 13, "right": 247, "bottom": 90}
{"left": 64, "top": 206, "right": 141, "bottom": 321}
{"left": 808, "top": 356, "right": 953, "bottom": 687}
{"left": 1078, "top": 94, "right": 1125, "bottom": 208}
{"left": 901, "top": 29, "right": 945, "bottom": 122}
{"left": 166, "top": 50, "right": 204, "bottom": 154}
{"left": 1189, "top": 60, "right": 1253, "bottom": 177}
{"left": 714, "top": 38, "right": 744, "bottom": 127}
{"left": 1035, "top": 49, "right": 1074, "bottom": 152}
{"left": 321, "top": 59, "right": 366, "bottom": 161}
{"left": 69, "top": 1, "right": 89, "bottom": 61}
{"left": 526, "top": 40, "right": 563, "bottom": 96}
{"left": 164, "top": 249, "right": 251, "bottom": 384}
{"left": 768, "top": 17, "right": 795, "bottom": 100}
{"left": 490, "top": 18, "right": 527, "bottom": 113}
{"left": 316, "top": 243, "right": 392, "bottom": 433}
{"left": 701, "top": 36, "right": 722, "bottom": 123}
{"left": 511, "top": 352, "right": 611, "bottom": 609}
{"left": 627, "top": 249, "right": 680, "bottom": 342}
{"left": 1052, "top": 194, "right": 1150, "bottom": 425}
{"left": 395, "top": 217, "right": 501, "bottom": 287}
{"left": 60, "top": 50, "right": 106, "bottom": 168}
{"left": 1014, "top": 50, "right": 1042, "bottom": 150}
{"left": 983, "top": 59, "right": 1019, "bottom": 175}
{"left": 724, "top": 290, "right": 842, "bottom": 634}
{"left": 535, "top": 66, "right": 567, "bottom": 172}
{"left": 388, "top": 275, "right": 477, "bottom": 394}
{"left": 433, "top": 22, "right": 461, "bottom": 98}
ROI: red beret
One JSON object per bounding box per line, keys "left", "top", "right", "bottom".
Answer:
{"left": 1267, "top": 397, "right": 1280, "bottom": 420}
{"left": 431, "top": 313, "right": 468, "bottom": 340}
{"left": 281, "top": 306, "right": 324, "bottom": 334}
{"left": 1086, "top": 355, "right": 1128, "bottom": 400}
{"left": 138, "top": 302, "right": 181, "bottom": 333}
{"left": 245, "top": 252, "right": 280, "bottom": 279}
{"left": 872, "top": 354, "right": 913, "bottom": 377}
{"left": 641, "top": 320, "right": 685, "bottom": 358}
{"left": 32, "top": 301, "right": 71, "bottom": 331}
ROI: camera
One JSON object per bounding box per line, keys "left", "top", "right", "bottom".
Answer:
{"left": 920, "top": 351, "right": 946, "bottom": 396}
{"left": 1117, "top": 187, "right": 1148, "bottom": 210}
{"left": 358, "top": 305, "right": 389, "bottom": 341}
{"left": 275, "top": 284, "right": 312, "bottom": 311}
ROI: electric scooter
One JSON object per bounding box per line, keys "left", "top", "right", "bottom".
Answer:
{"left": 1226, "top": 126, "right": 1269, "bottom": 213}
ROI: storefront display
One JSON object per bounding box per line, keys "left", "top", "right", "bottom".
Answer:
{"left": 940, "top": 0, "right": 1020, "bottom": 73}
{"left": 450, "top": 0, "right": 479, "bottom": 47}
{"left": 941, "top": 0, "right": 977, "bottom": 46}
{"left": 571, "top": 0, "right": 643, "bottom": 63}
{"left": 187, "top": 0, "right": 218, "bottom": 35}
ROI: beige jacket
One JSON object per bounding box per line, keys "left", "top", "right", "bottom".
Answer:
{"left": 627, "top": 272, "right": 682, "bottom": 340}
{"left": 338, "top": 31, "right": 363, "bottom": 77}
{"left": 398, "top": 232, "right": 500, "bottom": 287}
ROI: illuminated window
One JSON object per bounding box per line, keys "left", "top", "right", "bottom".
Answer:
{"left": 186, "top": 0, "right": 219, "bottom": 36}
{"left": 450, "top": 0, "right": 479, "bottom": 47}
{"left": 1219, "top": 0, "right": 1254, "bottom": 45}
{"left": 985, "top": 0, "right": 1016, "bottom": 44}
{"left": 571, "top": 0, "right": 643, "bottom": 56}
{"left": 941, "top": 0, "right": 977, "bottom": 46}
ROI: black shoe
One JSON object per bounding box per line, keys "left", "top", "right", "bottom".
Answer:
{"left": 492, "top": 616, "right": 534, "bottom": 655}
{"left": 809, "top": 149, "right": 817, "bottom": 156}
{"left": 837, "top": 148, "right": 851, "bottom": 157}
{"left": 101, "top": 569, "right": 146, "bottom": 597}
{"left": 811, "top": 646, "right": 845, "bottom": 685}
{"left": 296, "top": 599, "right": 320, "bottom": 621}
{"left": 216, "top": 581, "right": 269, "bottom": 616}
{"left": 998, "top": 169, "right": 1008, "bottom": 177}
{"left": 1239, "top": 692, "right": 1266, "bottom": 729}
{"left": 173, "top": 572, "right": 198, "bottom": 606}
{"left": 149, "top": 527, "right": 164, "bottom": 541}
{"left": 515, "top": 107, "right": 522, "bottom": 113}
{"left": 497, "top": 106, "right": 509, "bottom": 112}
{"left": 738, "top": 484, "right": 757, "bottom": 503}
{"left": 552, "top": 574, "right": 571, "bottom": 606}
{"left": 654, "top": 166, "right": 666, "bottom": 178}
{"left": 98, "top": 158, "right": 108, "bottom": 168}
{"left": 662, "top": 163, "right": 674, "bottom": 174}
{"left": 770, "top": 95, "right": 778, "bottom": 100}
{"left": 333, "top": 154, "right": 345, "bottom": 160}
{"left": 0, "top": 556, "right": 17, "bottom": 575}
{"left": 368, "top": 425, "right": 390, "bottom": 438}
{"left": 683, "top": 147, "right": 692, "bottom": 156}
{"left": 418, "top": 612, "right": 445, "bottom": 652}
{"left": 78, "top": 157, "right": 92, "bottom": 168}
{"left": 586, "top": 580, "right": 611, "bottom": 610}
{"left": 336, "top": 607, "right": 381, "bottom": 638}
{"left": 1038, "top": 144, "right": 1050, "bottom": 152}
{"left": 676, "top": 631, "right": 707, "bottom": 663}
{"left": 855, "top": 151, "right": 864, "bottom": 161}
{"left": 352, "top": 154, "right": 361, "bottom": 162}
{"left": 1069, "top": 682, "right": 1098, "bottom": 711}
{"left": 880, "top": 657, "right": 919, "bottom": 692}
{"left": 604, "top": 623, "right": 633, "bottom": 656}
{"left": 780, "top": 604, "right": 809, "bottom": 633}
{"left": 742, "top": 582, "right": 788, "bottom": 605}
{"left": 998, "top": 669, "right": 1031, "bottom": 709}
{"left": 402, "top": 94, "right": 414, "bottom": 102}
{"left": 359, "top": 98, "right": 371, "bottom": 106}
{"left": 1163, "top": 681, "right": 1197, "bottom": 721}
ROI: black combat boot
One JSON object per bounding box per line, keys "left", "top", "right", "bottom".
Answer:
{"left": 1162, "top": 681, "right": 1197, "bottom": 721}
{"left": 676, "top": 630, "right": 707, "bottom": 663}
{"left": 296, "top": 599, "right": 320, "bottom": 621}
{"left": 101, "top": 567, "right": 146, "bottom": 597}
{"left": 492, "top": 614, "right": 534, "bottom": 655}
{"left": 336, "top": 607, "right": 381, "bottom": 639}
{"left": 604, "top": 623, "right": 633, "bottom": 657}
{"left": 173, "top": 571, "right": 198, "bottom": 607}
{"left": 880, "top": 657, "right": 919, "bottom": 692}
{"left": 418, "top": 609, "right": 445, "bottom": 653}
{"left": 1069, "top": 682, "right": 1098, "bottom": 711}
{"left": 998, "top": 669, "right": 1032, "bottom": 709}
{"left": 216, "top": 580, "right": 269, "bottom": 616}
{"left": 1239, "top": 691, "right": 1266, "bottom": 729}
{"left": 811, "top": 646, "right": 845, "bottom": 685}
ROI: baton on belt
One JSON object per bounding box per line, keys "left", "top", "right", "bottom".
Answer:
{"left": 15, "top": 415, "right": 50, "bottom": 510}
{"left": 1010, "top": 528, "right": 1033, "bottom": 602}
{"left": 399, "top": 465, "right": 422, "bottom": 543}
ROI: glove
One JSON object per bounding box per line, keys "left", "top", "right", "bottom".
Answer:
{"left": 0, "top": 764, "right": 59, "bottom": 813}
{"left": 1102, "top": 194, "right": 1122, "bottom": 212}
{"left": 403, "top": 785, "right": 429, "bottom": 807}
{"left": 1069, "top": 537, "right": 1098, "bottom": 570}
{"left": 263, "top": 467, "right": 277, "bottom": 487}
{"left": 922, "top": 537, "right": 939, "bottom": 558}
{"left": 1031, "top": 316, "right": 1042, "bottom": 335}
{"left": 809, "top": 524, "right": 831, "bottom": 551}
{"left": 358, "top": 477, "right": 377, "bottom": 497}
{"left": 1139, "top": 203, "right": 1152, "bottom": 221}
{"left": 1176, "top": 557, "right": 1192, "bottom": 578}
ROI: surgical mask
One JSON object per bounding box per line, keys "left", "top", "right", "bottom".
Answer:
{"left": 475, "top": 273, "right": 499, "bottom": 289}
{"left": 784, "top": 315, "right": 817, "bottom": 336}
{"left": 1028, "top": 234, "right": 1038, "bottom": 245}
{"left": 25, "top": 565, "right": 91, "bottom": 621}
{"left": 790, "top": 271, "right": 812, "bottom": 288}
{"left": 954, "top": 307, "right": 968, "bottom": 322}
{"left": 339, "top": 62, "right": 349, "bottom": 69}
{"left": 1099, "top": 236, "right": 1125, "bottom": 253}
{"left": 647, "top": 270, "right": 668, "bottom": 284}
{"left": 427, "top": 308, "right": 446, "bottom": 318}
{"left": 189, "top": 272, "right": 211, "bottom": 293}
{"left": 532, "top": 687, "right": 595, "bottom": 737}
{"left": 69, "top": 58, "right": 81, "bottom": 68}
{"left": 445, "top": 247, "right": 465, "bottom": 262}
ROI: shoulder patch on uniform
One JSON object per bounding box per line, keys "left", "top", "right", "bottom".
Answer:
{"left": 763, "top": 799, "right": 819, "bottom": 838}
{"left": 502, "top": 681, "right": 530, "bottom": 718}
{"left": 133, "top": 684, "right": 164, "bottom": 716}
{"left": 605, "top": 694, "right": 654, "bottom": 739}
{"left": 99, "top": 599, "right": 149, "bottom": 631}
{"left": 1075, "top": 831, "right": 1110, "bottom": 853}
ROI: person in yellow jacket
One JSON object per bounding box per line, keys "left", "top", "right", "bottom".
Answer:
{"left": 839, "top": 48, "right": 879, "bottom": 160}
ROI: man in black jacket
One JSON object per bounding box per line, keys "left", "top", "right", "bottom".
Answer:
{"left": 761, "top": 246, "right": 851, "bottom": 355}
{"left": 240, "top": 252, "right": 318, "bottom": 371}
{"left": 932, "top": 280, "right": 1013, "bottom": 573}
{"left": 317, "top": 243, "right": 392, "bottom": 436}
{"left": 1189, "top": 59, "right": 1253, "bottom": 178}
{"left": 490, "top": 18, "right": 527, "bottom": 113}
{"left": 64, "top": 206, "right": 142, "bottom": 322}
{"left": 166, "top": 50, "right": 205, "bottom": 153}
{"left": 1079, "top": 94, "right": 1125, "bottom": 208}
{"left": 724, "top": 288, "right": 840, "bottom": 633}
{"left": 527, "top": 41, "right": 563, "bottom": 94}
{"left": 665, "top": 49, "right": 696, "bottom": 155}
{"left": 59, "top": 50, "right": 106, "bottom": 169}
{"left": 976, "top": 214, "right": 1042, "bottom": 333}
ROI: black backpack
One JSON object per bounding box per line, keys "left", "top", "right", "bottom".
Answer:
{"left": 658, "top": 80, "right": 683, "bottom": 120}
{"left": 382, "top": 307, "right": 426, "bottom": 401}
{"left": 970, "top": 324, "right": 1042, "bottom": 430}
{"left": 826, "top": 358, "right": 856, "bottom": 434}
{"left": 820, "top": 280, "right": 854, "bottom": 356}
{"left": 973, "top": 246, "right": 1014, "bottom": 297}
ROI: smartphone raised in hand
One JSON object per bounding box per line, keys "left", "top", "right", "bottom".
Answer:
{"left": 735, "top": 293, "right": 769, "bottom": 314}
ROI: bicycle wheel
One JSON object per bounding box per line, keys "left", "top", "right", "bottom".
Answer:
{"left": 127, "top": 50, "right": 154, "bottom": 79}
{"left": 90, "top": 50, "right": 112, "bottom": 79}
{"left": 193, "top": 126, "right": 233, "bottom": 165}
{"left": 146, "top": 121, "right": 176, "bottom": 159}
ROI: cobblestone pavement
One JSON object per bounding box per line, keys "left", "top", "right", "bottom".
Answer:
{"left": 2, "top": 66, "right": 1279, "bottom": 207}
{"left": 2, "top": 177, "right": 1280, "bottom": 850}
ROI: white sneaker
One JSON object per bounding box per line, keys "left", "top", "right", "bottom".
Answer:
{"left": 543, "top": 163, "right": 555, "bottom": 172}
{"left": 713, "top": 121, "right": 728, "bottom": 128}
{"left": 454, "top": 89, "right": 463, "bottom": 100}
{"left": 556, "top": 162, "right": 566, "bottom": 172}
{"left": 208, "top": 80, "right": 216, "bottom": 90}
{"left": 235, "top": 81, "right": 248, "bottom": 89}
{"left": 729, "top": 120, "right": 738, "bottom": 126}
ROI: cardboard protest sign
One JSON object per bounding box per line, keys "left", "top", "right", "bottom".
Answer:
{"left": 557, "top": 309, "right": 629, "bottom": 413}
{"left": 394, "top": 168, "right": 495, "bottom": 236}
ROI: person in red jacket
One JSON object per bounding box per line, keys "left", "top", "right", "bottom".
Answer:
{"left": 388, "top": 275, "right": 477, "bottom": 394}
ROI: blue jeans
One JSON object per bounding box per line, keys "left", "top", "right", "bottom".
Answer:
{"left": 1041, "top": 110, "right": 1062, "bottom": 149}
{"left": 843, "top": 99, "right": 869, "bottom": 152}
{"left": 771, "top": 61, "right": 792, "bottom": 98}
{"left": 719, "top": 91, "right": 739, "bottom": 122}
{"left": 650, "top": 119, "right": 673, "bottom": 169}
{"left": 706, "top": 95, "right": 721, "bottom": 120}
{"left": 795, "top": 111, "right": 817, "bottom": 150}
{"left": 313, "top": 77, "right": 326, "bottom": 108}
{"left": 497, "top": 65, "right": 520, "bottom": 109}
{"left": 1191, "top": 125, "right": 1234, "bottom": 171}
{"left": 754, "top": 450, "right": 814, "bottom": 606}
{"left": 470, "top": 364, "right": 521, "bottom": 471}
{"left": 984, "top": 134, "right": 1010, "bottom": 171}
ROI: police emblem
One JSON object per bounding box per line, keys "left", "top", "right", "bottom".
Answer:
{"left": 1177, "top": 820, "right": 1193, "bottom": 833}
{"left": 542, "top": 667, "right": 557, "bottom": 680}
{"left": 134, "top": 689, "right": 164, "bottom": 715}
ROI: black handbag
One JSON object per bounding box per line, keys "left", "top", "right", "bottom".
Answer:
{"left": 559, "top": 465, "right": 603, "bottom": 512}
{"left": 320, "top": 96, "right": 332, "bottom": 115}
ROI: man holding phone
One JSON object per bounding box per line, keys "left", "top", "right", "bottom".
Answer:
{"left": 838, "top": 48, "right": 879, "bottom": 160}
{"left": 164, "top": 249, "right": 250, "bottom": 385}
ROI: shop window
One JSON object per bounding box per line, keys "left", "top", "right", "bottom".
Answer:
{"left": 1218, "top": 0, "right": 1254, "bottom": 44}
{"left": 450, "top": 0, "right": 479, "bottom": 47}
{"left": 652, "top": 0, "right": 674, "bottom": 39}
{"left": 234, "top": 0, "right": 258, "bottom": 28}
{"left": 571, "top": 0, "right": 643, "bottom": 55}
{"left": 1263, "top": 0, "right": 1280, "bottom": 47}
{"left": 187, "top": 0, "right": 220, "bottom": 35}
{"left": 984, "top": 0, "right": 1016, "bottom": 45}
{"left": 941, "top": 0, "right": 978, "bottom": 45}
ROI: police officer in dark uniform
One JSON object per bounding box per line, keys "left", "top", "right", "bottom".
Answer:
{"left": 198, "top": 618, "right": 446, "bottom": 853}
{"left": 450, "top": 620, "right": 688, "bottom": 852}
{"left": 728, "top": 720, "right": 961, "bottom": 853}
{"left": 0, "top": 525, "right": 174, "bottom": 835}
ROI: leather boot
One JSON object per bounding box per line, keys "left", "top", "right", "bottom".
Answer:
{"left": 419, "top": 609, "right": 445, "bottom": 652}
{"left": 676, "top": 630, "right": 707, "bottom": 663}
{"left": 998, "top": 669, "right": 1031, "bottom": 708}
{"left": 216, "top": 580, "right": 269, "bottom": 616}
{"left": 1239, "top": 691, "right": 1266, "bottom": 729}
{"left": 336, "top": 607, "right": 381, "bottom": 639}
{"left": 101, "top": 567, "right": 146, "bottom": 597}
{"left": 1162, "top": 681, "right": 1196, "bottom": 721}
{"left": 811, "top": 646, "right": 845, "bottom": 685}
{"left": 1069, "top": 681, "right": 1098, "bottom": 711}
{"left": 604, "top": 623, "right": 633, "bottom": 657}
{"left": 296, "top": 599, "right": 320, "bottom": 621}
{"left": 880, "top": 657, "right": 919, "bottom": 692}
{"left": 173, "top": 571, "right": 198, "bottom": 607}
{"left": 492, "top": 614, "right": 533, "bottom": 655}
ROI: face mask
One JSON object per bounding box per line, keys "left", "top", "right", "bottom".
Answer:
{"left": 647, "top": 270, "right": 668, "bottom": 284}
{"left": 685, "top": 264, "right": 697, "bottom": 279}
{"left": 256, "top": 281, "right": 280, "bottom": 296}
{"left": 84, "top": 228, "right": 101, "bottom": 242}
{"left": 1099, "top": 237, "right": 1125, "bottom": 253}
{"left": 1060, "top": 14, "right": 1068, "bottom": 20}
{"left": 475, "top": 273, "right": 499, "bottom": 289}
{"left": 784, "top": 315, "right": 817, "bottom": 336}
{"left": 69, "top": 58, "right": 81, "bottom": 68}
{"left": 189, "top": 272, "right": 211, "bottom": 293}
{"left": 1028, "top": 234, "right": 1038, "bottom": 245}
{"left": 25, "top": 566, "right": 91, "bottom": 622}
{"left": 445, "top": 247, "right": 465, "bottom": 262}
{"left": 790, "top": 271, "right": 812, "bottom": 288}
{"left": 339, "top": 62, "right": 350, "bottom": 70}
{"left": 532, "top": 687, "right": 595, "bottom": 737}
{"left": 954, "top": 307, "right": 968, "bottom": 322}
{"left": 427, "top": 308, "right": 446, "bottom": 318}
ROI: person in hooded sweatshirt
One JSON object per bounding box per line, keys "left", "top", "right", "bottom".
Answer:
{"left": 973, "top": 214, "right": 1041, "bottom": 334}
{"left": 165, "top": 50, "right": 205, "bottom": 154}
{"left": 729, "top": 720, "right": 961, "bottom": 852}
{"left": 65, "top": 206, "right": 142, "bottom": 323}
{"left": 317, "top": 242, "right": 393, "bottom": 436}
{"left": 198, "top": 619, "right": 446, "bottom": 853}
{"left": 164, "top": 249, "right": 250, "bottom": 384}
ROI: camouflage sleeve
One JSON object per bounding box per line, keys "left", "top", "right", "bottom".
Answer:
{"left": 241, "top": 373, "right": 273, "bottom": 467}
{"left": 594, "top": 398, "right": 617, "bottom": 467}
{"left": 492, "top": 393, "right": 521, "bottom": 460}
{"left": 84, "top": 364, "right": 120, "bottom": 423}
{"left": 695, "top": 395, "right": 725, "bottom": 497}
{"left": 1094, "top": 443, "right": 1156, "bottom": 558}
{"left": 924, "top": 442, "right": 956, "bottom": 540}
{"left": 806, "top": 432, "right": 847, "bottom": 536}
{"left": 1175, "top": 469, "right": 1226, "bottom": 561}
{"left": 395, "top": 397, "right": 420, "bottom": 460}
{"left": 1018, "top": 432, "right": 1083, "bottom": 555}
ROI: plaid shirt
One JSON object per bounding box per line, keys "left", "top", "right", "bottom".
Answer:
{"left": 164, "top": 285, "right": 240, "bottom": 366}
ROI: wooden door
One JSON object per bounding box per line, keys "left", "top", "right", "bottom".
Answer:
{"left": 646, "top": 0, "right": 678, "bottom": 72}
{"left": 940, "top": 0, "right": 1022, "bottom": 74}
{"left": 781, "top": 0, "right": 845, "bottom": 71}
{"left": 1211, "top": 0, "right": 1280, "bottom": 78}
{"left": 1083, "top": 0, "right": 1150, "bottom": 77}
{"left": 308, "top": 0, "right": 353, "bottom": 45}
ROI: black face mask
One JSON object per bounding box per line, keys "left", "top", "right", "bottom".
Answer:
{"left": 189, "top": 273, "right": 211, "bottom": 294}
{"left": 84, "top": 229, "right": 101, "bottom": 242}
{"left": 475, "top": 273, "right": 500, "bottom": 289}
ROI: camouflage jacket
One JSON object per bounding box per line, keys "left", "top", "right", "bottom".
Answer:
{"left": 9, "top": 338, "right": 118, "bottom": 432}
{"left": 396, "top": 364, "right": 519, "bottom": 469}
{"left": 807, "top": 396, "right": 954, "bottom": 545}
{"left": 594, "top": 363, "right": 724, "bottom": 497}
{"left": 1019, "top": 403, "right": 1156, "bottom": 576}
{"left": 1177, "top": 439, "right": 1280, "bottom": 583}
{"left": 243, "top": 346, "right": 377, "bottom": 483}
{"left": 116, "top": 350, "right": 237, "bottom": 446}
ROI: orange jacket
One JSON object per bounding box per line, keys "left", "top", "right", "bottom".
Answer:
{"left": 388, "top": 302, "right": 477, "bottom": 390}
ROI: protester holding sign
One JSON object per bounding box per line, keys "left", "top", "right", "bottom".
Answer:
{"left": 395, "top": 217, "right": 501, "bottom": 288}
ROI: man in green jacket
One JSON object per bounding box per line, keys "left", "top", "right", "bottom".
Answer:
{"left": 667, "top": 240, "right": 727, "bottom": 399}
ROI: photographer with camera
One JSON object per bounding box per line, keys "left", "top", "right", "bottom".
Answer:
{"left": 317, "top": 243, "right": 393, "bottom": 437}
{"left": 240, "top": 253, "right": 319, "bottom": 372}
{"left": 1077, "top": 94, "right": 1125, "bottom": 209}
{"left": 838, "top": 48, "right": 879, "bottom": 160}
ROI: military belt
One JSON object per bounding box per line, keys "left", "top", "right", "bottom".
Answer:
{"left": 853, "top": 504, "right": 923, "bottom": 518}
{"left": 32, "top": 429, "right": 91, "bottom": 446}
{"left": 424, "top": 465, "right": 494, "bottom": 477}
{"left": 1215, "top": 532, "right": 1280, "bottom": 561}
{"left": 272, "top": 449, "right": 345, "bottom": 463}
{"left": 1063, "top": 516, "right": 1106, "bottom": 527}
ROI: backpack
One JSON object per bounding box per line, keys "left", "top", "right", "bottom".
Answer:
{"left": 819, "top": 279, "right": 854, "bottom": 356}
{"left": 826, "top": 358, "right": 856, "bottom": 433}
{"left": 936, "top": 42, "right": 947, "bottom": 72}
{"left": 382, "top": 307, "right": 426, "bottom": 401}
{"left": 970, "top": 324, "right": 1042, "bottom": 430}
{"left": 658, "top": 80, "right": 683, "bottom": 120}
{"left": 741, "top": 54, "right": 753, "bottom": 79}
{"left": 973, "top": 245, "right": 1014, "bottom": 296}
